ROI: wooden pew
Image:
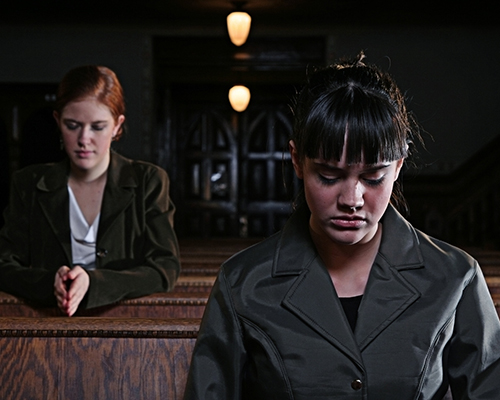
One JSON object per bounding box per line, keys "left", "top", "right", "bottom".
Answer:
{"left": 0, "top": 291, "right": 208, "bottom": 318}
{"left": 179, "top": 238, "right": 260, "bottom": 276}
{"left": 1, "top": 268, "right": 497, "bottom": 319}
{"left": 0, "top": 317, "right": 199, "bottom": 400}
{"left": 492, "top": 293, "right": 500, "bottom": 318}
{"left": 465, "top": 248, "right": 500, "bottom": 276}
{"left": 486, "top": 276, "right": 500, "bottom": 295}
{"left": 179, "top": 238, "right": 260, "bottom": 256}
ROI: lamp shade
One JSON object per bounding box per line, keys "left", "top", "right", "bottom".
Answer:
{"left": 226, "top": 11, "right": 251, "bottom": 46}
{"left": 228, "top": 85, "right": 251, "bottom": 112}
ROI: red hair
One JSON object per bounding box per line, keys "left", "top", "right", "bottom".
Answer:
{"left": 55, "top": 65, "right": 126, "bottom": 140}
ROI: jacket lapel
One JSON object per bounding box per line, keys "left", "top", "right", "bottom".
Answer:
{"left": 277, "top": 204, "right": 424, "bottom": 364}
{"left": 36, "top": 160, "right": 72, "bottom": 264}
{"left": 34, "top": 153, "right": 137, "bottom": 264}
{"left": 97, "top": 152, "right": 136, "bottom": 241}
{"left": 355, "top": 205, "right": 424, "bottom": 350}
{"left": 276, "top": 206, "right": 364, "bottom": 367}
{"left": 283, "top": 258, "right": 364, "bottom": 367}
{"left": 355, "top": 256, "right": 421, "bottom": 350}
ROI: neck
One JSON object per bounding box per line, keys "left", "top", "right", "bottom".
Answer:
{"left": 311, "top": 225, "right": 382, "bottom": 297}
{"left": 311, "top": 223, "right": 382, "bottom": 278}
{"left": 69, "top": 153, "right": 110, "bottom": 184}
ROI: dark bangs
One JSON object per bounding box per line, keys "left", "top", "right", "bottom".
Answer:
{"left": 302, "top": 85, "right": 408, "bottom": 164}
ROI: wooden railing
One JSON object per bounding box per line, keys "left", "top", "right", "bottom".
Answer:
{"left": 0, "top": 317, "right": 198, "bottom": 400}
{"left": 0, "top": 291, "right": 209, "bottom": 318}
{"left": 0, "top": 238, "right": 498, "bottom": 400}
{"left": 405, "top": 135, "right": 500, "bottom": 250}
{"left": 0, "top": 238, "right": 257, "bottom": 400}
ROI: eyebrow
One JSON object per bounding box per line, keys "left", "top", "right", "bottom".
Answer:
{"left": 63, "top": 118, "right": 108, "bottom": 124}
{"left": 313, "top": 161, "right": 391, "bottom": 173}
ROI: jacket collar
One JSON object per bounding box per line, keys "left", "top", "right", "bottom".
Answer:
{"left": 273, "top": 203, "right": 424, "bottom": 277}
{"left": 106, "top": 150, "right": 138, "bottom": 189}
{"left": 272, "top": 204, "right": 317, "bottom": 277}
{"left": 36, "top": 158, "right": 70, "bottom": 192}
{"left": 377, "top": 204, "right": 424, "bottom": 270}
{"left": 35, "top": 152, "right": 137, "bottom": 255}
{"left": 35, "top": 151, "right": 138, "bottom": 192}
{"left": 279, "top": 203, "right": 424, "bottom": 365}
{"left": 96, "top": 152, "right": 137, "bottom": 241}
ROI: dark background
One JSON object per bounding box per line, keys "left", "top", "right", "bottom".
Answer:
{"left": 1, "top": 0, "right": 499, "bottom": 244}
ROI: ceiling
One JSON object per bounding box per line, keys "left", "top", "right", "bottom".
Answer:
{"left": 2, "top": 0, "right": 495, "bottom": 29}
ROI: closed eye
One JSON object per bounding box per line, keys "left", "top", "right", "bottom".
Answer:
{"left": 91, "top": 124, "right": 107, "bottom": 131}
{"left": 318, "top": 174, "right": 340, "bottom": 185}
{"left": 64, "top": 122, "right": 79, "bottom": 130}
{"left": 363, "top": 176, "right": 385, "bottom": 186}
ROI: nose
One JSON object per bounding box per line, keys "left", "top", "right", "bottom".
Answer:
{"left": 338, "top": 179, "right": 364, "bottom": 211}
{"left": 77, "top": 126, "right": 92, "bottom": 146}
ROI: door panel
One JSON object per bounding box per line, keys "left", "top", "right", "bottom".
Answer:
{"left": 240, "top": 106, "right": 298, "bottom": 238}
{"left": 179, "top": 108, "right": 239, "bottom": 237}
{"left": 168, "top": 85, "right": 299, "bottom": 238}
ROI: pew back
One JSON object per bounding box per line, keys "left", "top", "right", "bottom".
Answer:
{"left": 0, "top": 317, "right": 199, "bottom": 400}
{"left": 0, "top": 291, "right": 208, "bottom": 318}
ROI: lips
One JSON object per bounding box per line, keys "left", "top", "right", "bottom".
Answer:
{"left": 75, "top": 150, "right": 93, "bottom": 158}
{"left": 330, "top": 216, "right": 366, "bottom": 229}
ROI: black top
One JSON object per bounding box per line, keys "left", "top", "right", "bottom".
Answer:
{"left": 339, "top": 295, "right": 363, "bottom": 331}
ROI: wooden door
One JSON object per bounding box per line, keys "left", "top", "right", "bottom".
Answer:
{"left": 177, "top": 106, "right": 239, "bottom": 237}
{"left": 239, "top": 105, "right": 299, "bottom": 237}
{"left": 167, "top": 84, "right": 299, "bottom": 239}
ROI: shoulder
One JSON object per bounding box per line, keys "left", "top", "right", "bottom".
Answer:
{"left": 382, "top": 205, "right": 478, "bottom": 280}
{"left": 220, "top": 233, "right": 280, "bottom": 282}
{"left": 131, "top": 159, "right": 169, "bottom": 180}
{"left": 11, "top": 161, "right": 67, "bottom": 192}
{"left": 12, "top": 162, "right": 58, "bottom": 181}
{"left": 415, "top": 228, "right": 478, "bottom": 280}
{"left": 110, "top": 152, "right": 170, "bottom": 185}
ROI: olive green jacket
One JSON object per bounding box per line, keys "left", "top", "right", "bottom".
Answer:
{"left": 184, "top": 204, "right": 500, "bottom": 399}
{"left": 0, "top": 152, "right": 180, "bottom": 309}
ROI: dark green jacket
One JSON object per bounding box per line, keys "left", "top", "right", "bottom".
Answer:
{"left": 0, "top": 152, "right": 180, "bottom": 309}
{"left": 184, "top": 204, "right": 500, "bottom": 399}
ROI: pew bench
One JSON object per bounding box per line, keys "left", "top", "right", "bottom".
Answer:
{"left": 486, "top": 276, "right": 500, "bottom": 294}
{"left": 174, "top": 275, "right": 216, "bottom": 293}
{"left": 492, "top": 293, "right": 500, "bottom": 318}
{"left": 179, "top": 238, "right": 260, "bottom": 276}
{"left": 0, "top": 291, "right": 208, "bottom": 318}
{"left": 0, "top": 317, "right": 199, "bottom": 400}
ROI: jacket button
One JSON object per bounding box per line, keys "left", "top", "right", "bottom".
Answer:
{"left": 96, "top": 248, "right": 108, "bottom": 258}
{"left": 351, "top": 379, "right": 362, "bottom": 390}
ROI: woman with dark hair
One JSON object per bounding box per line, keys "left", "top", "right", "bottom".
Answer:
{"left": 184, "top": 53, "right": 500, "bottom": 399}
{"left": 0, "top": 65, "right": 180, "bottom": 316}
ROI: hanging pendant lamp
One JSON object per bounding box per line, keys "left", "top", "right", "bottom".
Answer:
{"left": 227, "top": 2, "right": 251, "bottom": 46}
{"left": 228, "top": 85, "right": 251, "bottom": 112}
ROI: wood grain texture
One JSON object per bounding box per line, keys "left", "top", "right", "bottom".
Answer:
{"left": 0, "top": 291, "right": 209, "bottom": 318}
{"left": 0, "top": 318, "right": 199, "bottom": 400}
{"left": 486, "top": 276, "right": 500, "bottom": 294}
{"left": 492, "top": 293, "right": 500, "bottom": 317}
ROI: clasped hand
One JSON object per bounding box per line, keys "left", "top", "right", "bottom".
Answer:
{"left": 54, "top": 266, "right": 90, "bottom": 316}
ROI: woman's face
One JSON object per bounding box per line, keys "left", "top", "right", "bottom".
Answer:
{"left": 290, "top": 140, "right": 404, "bottom": 247}
{"left": 55, "top": 97, "right": 124, "bottom": 178}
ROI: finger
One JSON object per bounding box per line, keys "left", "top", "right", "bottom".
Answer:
{"left": 66, "top": 298, "right": 81, "bottom": 317}
{"left": 57, "top": 266, "right": 70, "bottom": 278}
{"left": 66, "top": 265, "right": 84, "bottom": 281}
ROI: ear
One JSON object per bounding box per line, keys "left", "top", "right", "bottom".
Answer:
{"left": 112, "top": 115, "right": 125, "bottom": 138}
{"left": 289, "top": 140, "right": 303, "bottom": 179}
{"left": 393, "top": 158, "right": 405, "bottom": 181}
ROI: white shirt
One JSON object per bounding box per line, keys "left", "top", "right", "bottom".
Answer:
{"left": 68, "top": 185, "right": 100, "bottom": 271}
